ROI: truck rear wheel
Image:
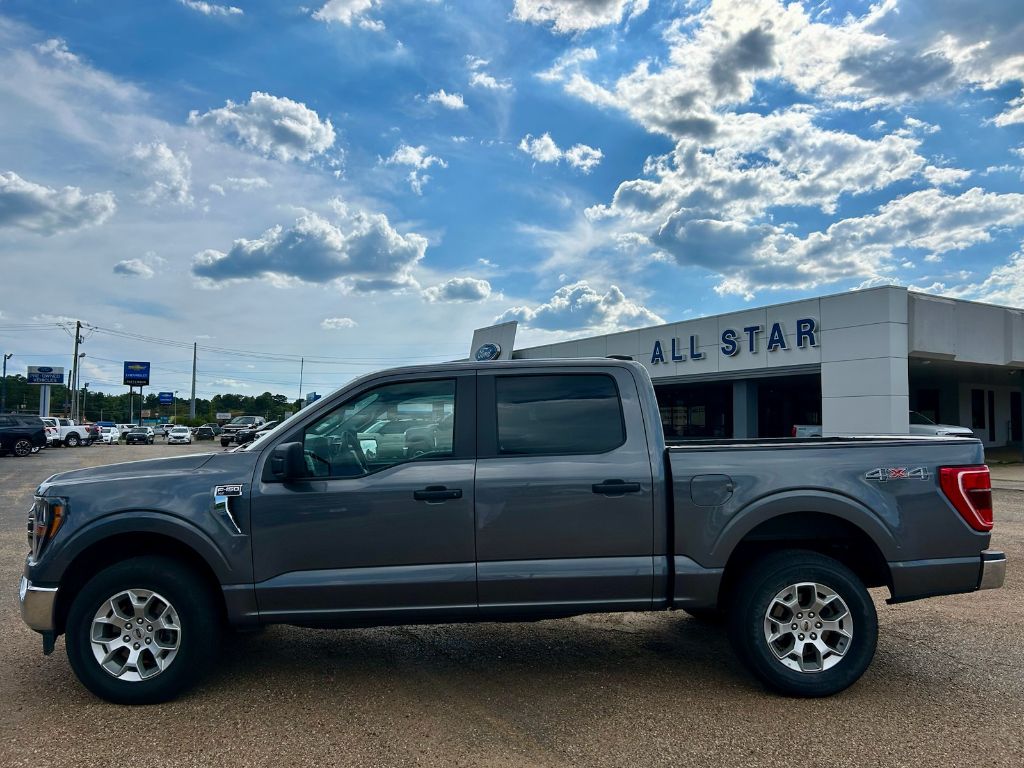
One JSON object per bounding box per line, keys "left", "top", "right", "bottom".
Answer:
{"left": 12, "top": 438, "right": 33, "bottom": 457}
{"left": 65, "top": 556, "right": 221, "bottom": 704}
{"left": 729, "top": 550, "right": 877, "bottom": 698}
{"left": 65, "top": 434, "right": 80, "bottom": 447}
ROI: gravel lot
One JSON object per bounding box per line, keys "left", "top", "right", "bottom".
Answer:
{"left": 1, "top": 443, "right": 1021, "bottom": 767}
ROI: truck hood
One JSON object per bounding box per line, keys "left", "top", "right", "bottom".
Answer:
{"left": 38, "top": 452, "right": 221, "bottom": 493}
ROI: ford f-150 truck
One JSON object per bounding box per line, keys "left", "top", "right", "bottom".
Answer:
{"left": 19, "top": 359, "right": 1006, "bottom": 704}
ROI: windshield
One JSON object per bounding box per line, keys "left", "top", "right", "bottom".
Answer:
{"left": 228, "top": 416, "right": 256, "bottom": 425}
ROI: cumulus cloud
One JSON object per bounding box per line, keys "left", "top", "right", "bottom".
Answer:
{"left": 426, "top": 89, "right": 466, "bottom": 110}
{"left": 422, "top": 277, "right": 492, "bottom": 303}
{"left": 519, "top": 133, "right": 603, "bottom": 172}
{"left": 994, "top": 90, "right": 1024, "bottom": 127}
{"left": 188, "top": 91, "right": 336, "bottom": 162}
{"left": 382, "top": 144, "right": 447, "bottom": 194}
{"left": 178, "top": 0, "right": 243, "bottom": 16}
{"left": 191, "top": 203, "right": 427, "bottom": 292}
{"left": 467, "top": 56, "right": 512, "bottom": 90}
{"left": 112, "top": 259, "right": 155, "bottom": 279}
{"left": 513, "top": 0, "right": 649, "bottom": 33}
{"left": 33, "top": 38, "right": 80, "bottom": 64}
{"left": 321, "top": 316, "right": 358, "bottom": 329}
{"left": 0, "top": 171, "right": 116, "bottom": 235}
{"left": 313, "top": 0, "right": 384, "bottom": 29}
{"left": 496, "top": 281, "right": 662, "bottom": 332}
{"left": 922, "top": 165, "right": 972, "bottom": 187}
{"left": 129, "top": 141, "right": 193, "bottom": 206}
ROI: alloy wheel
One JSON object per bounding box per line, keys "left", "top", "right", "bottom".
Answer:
{"left": 89, "top": 589, "right": 181, "bottom": 682}
{"left": 762, "top": 582, "right": 853, "bottom": 673}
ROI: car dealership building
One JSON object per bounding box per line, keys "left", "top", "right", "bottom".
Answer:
{"left": 470, "top": 286, "right": 1024, "bottom": 448}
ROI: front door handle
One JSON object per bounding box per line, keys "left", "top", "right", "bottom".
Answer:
{"left": 413, "top": 486, "right": 463, "bottom": 502}
{"left": 592, "top": 479, "right": 642, "bottom": 496}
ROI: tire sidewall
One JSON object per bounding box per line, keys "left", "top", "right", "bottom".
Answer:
{"left": 66, "top": 557, "right": 220, "bottom": 704}
{"left": 13, "top": 439, "right": 32, "bottom": 457}
{"left": 731, "top": 552, "right": 877, "bottom": 698}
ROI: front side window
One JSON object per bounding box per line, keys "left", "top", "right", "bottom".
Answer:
{"left": 495, "top": 374, "right": 624, "bottom": 456}
{"left": 302, "top": 379, "right": 456, "bottom": 477}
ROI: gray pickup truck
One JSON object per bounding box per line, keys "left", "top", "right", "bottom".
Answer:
{"left": 19, "top": 359, "right": 1006, "bottom": 704}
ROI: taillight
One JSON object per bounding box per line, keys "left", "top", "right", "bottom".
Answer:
{"left": 939, "top": 466, "right": 993, "bottom": 532}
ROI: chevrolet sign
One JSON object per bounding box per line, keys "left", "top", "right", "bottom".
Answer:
{"left": 123, "top": 361, "right": 151, "bottom": 386}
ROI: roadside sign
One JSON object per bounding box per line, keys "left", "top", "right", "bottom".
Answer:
{"left": 141, "top": 409, "right": 151, "bottom": 418}
{"left": 123, "top": 361, "right": 151, "bottom": 386}
{"left": 215, "top": 411, "right": 232, "bottom": 420}
{"left": 27, "top": 365, "right": 65, "bottom": 384}
{"left": 158, "top": 391, "right": 174, "bottom": 405}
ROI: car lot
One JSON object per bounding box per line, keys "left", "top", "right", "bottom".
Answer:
{"left": 1, "top": 443, "right": 1022, "bottom": 767}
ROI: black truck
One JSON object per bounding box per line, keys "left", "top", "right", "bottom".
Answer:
{"left": 19, "top": 359, "right": 1006, "bottom": 703}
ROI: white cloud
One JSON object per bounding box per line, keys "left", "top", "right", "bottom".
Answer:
{"left": 321, "top": 316, "right": 358, "bottom": 329}
{"left": 994, "top": 90, "right": 1024, "bottom": 127}
{"left": 313, "top": 0, "right": 383, "bottom": 28}
{"left": 497, "top": 281, "right": 662, "bottom": 331}
{"left": 422, "top": 277, "right": 492, "bottom": 303}
{"left": 33, "top": 38, "right": 79, "bottom": 64}
{"left": 382, "top": 144, "right": 447, "bottom": 194}
{"left": 426, "top": 89, "right": 466, "bottom": 110}
{"left": 537, "top": 47, "right": 597, "bottom": 82}
{"left": 210, "top": 378, "right": 248, "bottom": 388}
{"left": 191, "top": 203, "right": 427, "bottom": 292}
{"left": 188, "top": 91, "right": 336, "bottom": 162}
{"left": 178, "top": 0, "right": 243, "bottom": 17}
{"left": 922, "top": 165, "right": 972, "bottom": 187}
{"left": 129, "top": 141, "right": 193, "bottom": 206}
{"left": 113, "top": 259, "right": 155, "bottom": 279}
{"left": 513, "top": 0, "right": 649, "bottom": 34}
{"left": 519, "top": 133, "right": 603, "bottom": 173}
{"left": 467, "top": 56, "right": 512, "bottom": 91}
{"left": 0, "top": 170, "right": 116, "bottom": 234}
{"left": 211, "top": 176, "right": 271, "bottom": 196}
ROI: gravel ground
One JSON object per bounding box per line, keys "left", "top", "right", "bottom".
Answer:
{"left": 1, "top": 442, "right": 1021, "bottom": 767}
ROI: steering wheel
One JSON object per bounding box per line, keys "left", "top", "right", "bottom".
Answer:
{"left": 340, "top": 429, "right": 368, "bottom": 472}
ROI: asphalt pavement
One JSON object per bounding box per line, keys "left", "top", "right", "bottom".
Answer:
{"left": 1, "top": 442, "right": 1021, "bottom": 767}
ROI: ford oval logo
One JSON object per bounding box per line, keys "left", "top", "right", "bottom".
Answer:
{"left": 38, "top": 366, "right": 53, "bottom": 373}
{"left": 475, "top": 343, "right": 501, "bottom": 361}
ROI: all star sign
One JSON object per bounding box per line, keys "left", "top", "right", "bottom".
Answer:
{"left": 650, "top": 318, "right": 818, "bottom": 364}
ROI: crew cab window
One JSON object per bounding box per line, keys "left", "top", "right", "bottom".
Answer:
{"left": 302, "top": 379, "right": 456, "bottom": 477}
{"left": 495, "top": 374, "right": 624, "bottom": 456}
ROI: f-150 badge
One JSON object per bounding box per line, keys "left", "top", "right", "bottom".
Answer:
{"left": 865, "top": 467, "right": 931, "bottom": 482}
{"left": 214, "top": 484, "right": 243, "bottom": 496}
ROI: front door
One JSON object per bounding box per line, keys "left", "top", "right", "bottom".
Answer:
{"left": 474, "top": 366, "right": 655, "bottom": 615}
{"left": 250, "top": 372, "right": 477, "bottom": 625}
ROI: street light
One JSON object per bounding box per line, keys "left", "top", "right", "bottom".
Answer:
{"left": 1, "top": 353, "right": 12, "bottom": 413}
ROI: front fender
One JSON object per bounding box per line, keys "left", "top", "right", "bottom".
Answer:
{"left": 708, "top": 490, "right": 900, "bottom": 566}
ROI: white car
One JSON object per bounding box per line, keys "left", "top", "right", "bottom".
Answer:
{"left": 909, "top": 411, "right": 975, "bottom": 437}
{"left": 99, "top": 426, "right": 120, "bottom": 444}
{"left": 167, "top": 426, "right": 192, "bottom": 445}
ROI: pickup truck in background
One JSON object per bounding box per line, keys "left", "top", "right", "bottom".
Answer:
{"left": 18, "top": 359, "right": 1006, "bottom": 704}
{"left": 40, "top": 417, "right": 94, "bottom": 447}
{"left": 219, "top": 415, "right": 267, "bottom": 446}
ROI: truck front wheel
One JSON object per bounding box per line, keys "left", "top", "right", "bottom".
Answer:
{"left": 729, "top": 550, "right": 877, "bottom": 698}
{"left": 65, "top": 556, "right": 221, "bottom": 704}
{"left": 64, "top": 434, "right": 80, "bottom": 447}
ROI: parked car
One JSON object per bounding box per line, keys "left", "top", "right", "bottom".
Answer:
{"left": 18, "top": 359, "right": 1006, "bottom": 704}
{"left": 116, "top": 424, "right": 136, "bottom": 440}
{"left": 194, "top": 424, "right": 219, "bottom": 440}
{"left": 0, "top": 413, "right": 47, "bottom": 457}
{"left": 40, "top": 417, "right": 92, "bottom": 447}
{"left": 791, "top": 424, "right": 823, "bottom": 437}
{"left": 232, "top": 420, "right": 280, "bottom": 447}
{"left": 219, "top": 415, "right": 265, "bottom": 444}
{"left": 98, "top": 426, "right": 120, "bottom": 445}
{"left": 124, "top": 427, "right": 154, "bottom": 445}
{"left": 909, "top": 411, "right": 975, "bottom": 437}
{"left": 167, "top": 426, "right": 192, "bottom": 445}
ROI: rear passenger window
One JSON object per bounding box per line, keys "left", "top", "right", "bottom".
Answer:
{"left": 495, "top": 374, "right": 625, "bottom": 455}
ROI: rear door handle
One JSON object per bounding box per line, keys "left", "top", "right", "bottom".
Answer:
{"left": 592, "top": 480, "right": 642, "bottom": 496}
{"left": 413, "top": 486, "right": 463, "bottom": 502}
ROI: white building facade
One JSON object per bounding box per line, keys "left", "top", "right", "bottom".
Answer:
{"left": 470, "top": 287, "right": 1024, "bottom": 447}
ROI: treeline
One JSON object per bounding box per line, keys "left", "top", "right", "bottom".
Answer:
{"left": 0, "top": 375, "right": 304, "bottom": 424}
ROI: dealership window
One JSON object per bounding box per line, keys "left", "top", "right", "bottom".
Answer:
{"left": 971, "top": 389, "right": 986, "bottom": 429}
{"left": 495, "top": 374, "right": 624, "bottom": 455}
{"left": 915, "top": 389, "right": 941, "bottom": 424}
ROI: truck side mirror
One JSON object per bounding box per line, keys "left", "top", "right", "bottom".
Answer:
{"left": 270, "top": 441, "right": 306, "bottom": 480}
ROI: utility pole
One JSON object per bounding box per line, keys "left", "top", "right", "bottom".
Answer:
{"left": 298, "top": 357, "right": 305, "bottom": 406}
{"left": 1, "top": 352, "right": 12, "bottom": 413}
{"left": 69, "top": 320, "right": 82, "bottom": 420}
{"left": 189, "top": 342, "right": 197, "bottom": 419}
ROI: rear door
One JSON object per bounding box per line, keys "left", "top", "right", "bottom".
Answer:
{"left": 475, "top": 365, "right": 655, "bottom": 615}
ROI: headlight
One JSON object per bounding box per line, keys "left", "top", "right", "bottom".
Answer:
{"left": 28, "top": 496, "right": 67, "bottom": 561}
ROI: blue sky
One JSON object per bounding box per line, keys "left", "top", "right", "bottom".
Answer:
{"left": 0, "top": 0, "right": 1022, "bottom": 398}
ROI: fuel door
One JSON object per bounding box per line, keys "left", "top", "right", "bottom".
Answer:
{"left": 690, "top": 474, "right": 735, "bottom": 507}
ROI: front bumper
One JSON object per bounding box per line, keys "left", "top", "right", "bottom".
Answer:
{"left": 19, "top": 575, "right": 58, "bottom": 632}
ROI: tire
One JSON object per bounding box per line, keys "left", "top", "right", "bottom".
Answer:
{"left": 65, "top": 434, "right": 81, "bottom": 447}
{"left": 729, "top": 550, "right": 877, "bottom": 698}
{"left": 13, "top": 438, "right": 33, "bottom": 457}
{"left": 65, "top": 556, "right": 222, "bottom": 704}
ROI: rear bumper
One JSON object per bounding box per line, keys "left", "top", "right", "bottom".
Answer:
{"left": 888, "top": 549, "right": 1006, "bottom": 604}
{"left": 19, "top": 575, "right": 58, "bottom": 633}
